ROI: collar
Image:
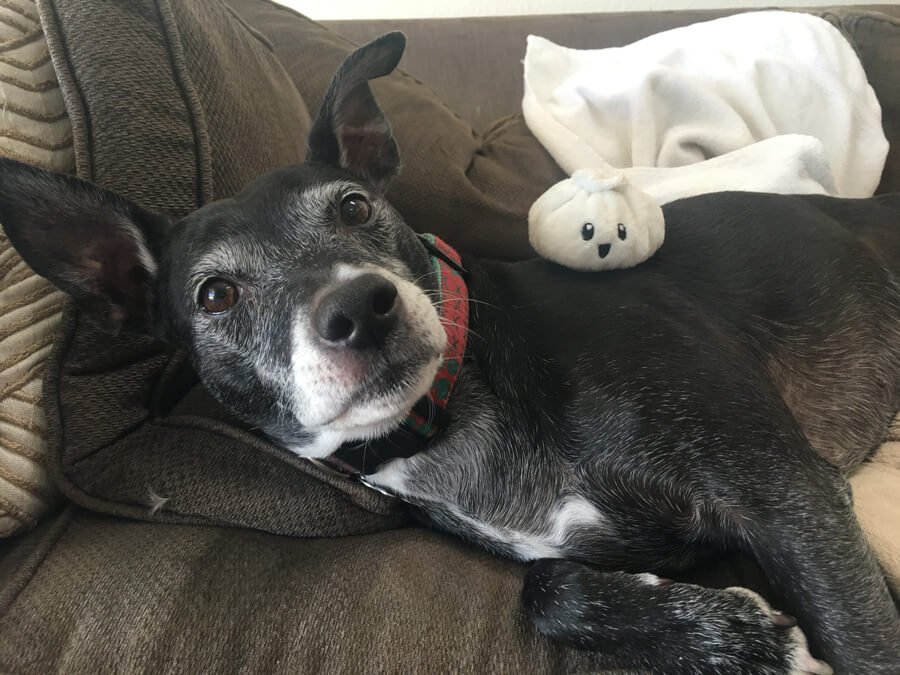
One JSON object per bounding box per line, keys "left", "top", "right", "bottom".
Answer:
{"left": 319, "top": 234, "right": 468, "bottom": 478}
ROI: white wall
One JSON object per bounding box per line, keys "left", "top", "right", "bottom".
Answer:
{"left": 276, "top": 0, "right": 895, "bottom": 20}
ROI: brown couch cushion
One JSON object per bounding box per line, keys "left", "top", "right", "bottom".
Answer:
{"left": 37, "top": 0, "right": 404, "bottom": 537}
{"left": 0, "top": 506, "right": 771, "bottom": 673}
{"left": 816, "top": 8, "right": 900, "bottom": 194}
{"left": 1, "top": 509, "right": 584, "bottom": 673}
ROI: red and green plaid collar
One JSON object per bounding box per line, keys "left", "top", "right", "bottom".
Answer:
{"left": 323, "top": 234, "right": 468, "bottom": 477}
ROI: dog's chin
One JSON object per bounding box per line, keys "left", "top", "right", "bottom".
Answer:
{"left": 289, "top": 266, "right": 447, "bottom": 443}
{"left": 280, "top": 352, "right": 442, "bottom": 460}
{"left": 323, "top": 352, "right": 443, "bottom": 439}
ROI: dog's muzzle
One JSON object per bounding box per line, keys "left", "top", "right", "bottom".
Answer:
{"left": 320, "top": 234, "right": 469, "bottom": 478}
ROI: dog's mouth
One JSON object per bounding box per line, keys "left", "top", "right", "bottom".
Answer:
{"left": 598, "top": 243, "right": 611, "bottom": 258}
{"left": 292, "top": 240, "right": 465, "bottom": 439}
{"left": 321, "top": 348, "right": 443, "bottom": 431}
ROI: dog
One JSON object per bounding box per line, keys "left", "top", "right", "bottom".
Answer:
{"left": 2, "top": 32, "right": 900, "bottom": 674}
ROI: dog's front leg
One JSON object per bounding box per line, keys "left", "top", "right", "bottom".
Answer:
{"left": 722, "top": 465, "right": 900, "bottom": 673}
{"left": 523, "top": 559, "right": 831, "bottom": 674}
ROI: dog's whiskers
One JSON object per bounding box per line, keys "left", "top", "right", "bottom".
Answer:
{"left": 439, "top": 318, "right": 485, "bottom": 343}
{"left": 410, "top": 269, "right": 440, "bottom": 287}
{"left": 429, "top": 296, "right": 499, "bottom": 310}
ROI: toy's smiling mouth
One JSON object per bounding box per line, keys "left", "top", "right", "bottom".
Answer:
{"left": 598, "top": 243, "right": 611, "bottom": 258}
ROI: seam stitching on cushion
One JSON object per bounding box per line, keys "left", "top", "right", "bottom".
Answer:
{"left": 857, "top": 11, "right": 900, "bottom": 29}
{"left": 40, "top": 301, "right": 77, "bottom": 499}
{"left": 222, "top": 0, "right": 274, "bottom": 51}
{"left": 29, "top": 304, "right": 193, "bottom": 530}
{"left": 35, "top": 0, "right": 92, "bottom": 179}
{"left": 154, "top": 0, "right": 213, "bottom": 207}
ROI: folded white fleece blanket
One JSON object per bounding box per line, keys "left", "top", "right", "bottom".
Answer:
{"left": 522, "top": 11, "right": 889, "bottom": 204}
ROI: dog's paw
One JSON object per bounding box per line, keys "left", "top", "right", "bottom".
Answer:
{"left": 723, "top": 587, "right": 832, "bottom": 675}
{"left": 521, "top": 560, "right": 833, "bottom": 675}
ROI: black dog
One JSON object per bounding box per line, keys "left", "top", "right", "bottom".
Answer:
{"left": 2, "top": 33, "right": 899, "bottom": 674}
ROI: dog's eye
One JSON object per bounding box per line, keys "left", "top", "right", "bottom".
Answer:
{"left": 199, "top": 278, "right": 239, "bottom": 314}
{"left": 340, "top": 193, "right": 372, "bottom": 226}
{"left": 618, "top": 223, "right": 627, "bottom": 241}
{"left": 581, "top": 223, "right": 594, "bottom": 241}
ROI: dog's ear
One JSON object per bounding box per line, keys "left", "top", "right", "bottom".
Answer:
{"left": 0, "top": 158, "right": 169, "bottom": 334}
{"left": 306, "top": 32, "right": 405, "bottom": 188}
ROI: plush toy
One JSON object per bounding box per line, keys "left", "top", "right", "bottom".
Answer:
{"left": 528, "top": 169, "right": 665, "bottom": 272}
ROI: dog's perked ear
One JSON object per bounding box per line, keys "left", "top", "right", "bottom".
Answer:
{"left": 0, "top": 157, "right": 168, "bottom": 335}
{"left": 306, "top": 32, "right": 405, "bottom": 187}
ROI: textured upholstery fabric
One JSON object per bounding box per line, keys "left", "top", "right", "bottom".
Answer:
{"left": 0, "top": 508, "right": 632, "bottom": 673}
{"left": 0, "top": 0, "right": 70, "bottom": 536}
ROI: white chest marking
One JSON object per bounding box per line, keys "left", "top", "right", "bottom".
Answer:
{"left": 367, "top": 461, "right": 611, "bottom": 562}
{"left": 501, "top": 496, "right": 609, "bottom": 560}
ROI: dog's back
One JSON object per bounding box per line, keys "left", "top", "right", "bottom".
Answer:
{"left": 659, "top": 191, "right": 900, "bottom": 469}
{"left": 468, "top": 191, "right": 900, "bottom": 472}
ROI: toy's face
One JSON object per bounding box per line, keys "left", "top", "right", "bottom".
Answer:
{"left": 577, "top": 215, "right": 634, "bottom": 267}
{"left": 529, "top": 183, "right": 659, "bottom": 272}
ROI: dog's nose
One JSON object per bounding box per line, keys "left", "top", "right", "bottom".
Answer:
{"left": 314, "top": 273, "right": 399, "bottom": 350}
{"left": 597, "top": 243, "right": 611, "bottom": 259}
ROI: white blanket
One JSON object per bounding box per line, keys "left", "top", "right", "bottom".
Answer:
{"left": 522, "top": 11, "right": 888, "bottom": 205}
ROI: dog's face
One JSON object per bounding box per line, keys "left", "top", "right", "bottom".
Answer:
{"left": 162, "top": 163, "right": 446, "bottom": 454}
{"left": 0, "top": 33, "right": 447, "bottom": 456}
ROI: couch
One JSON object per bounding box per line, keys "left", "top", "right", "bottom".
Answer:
{"left": 1, "top": 1, "right": 899, "bottom": 671}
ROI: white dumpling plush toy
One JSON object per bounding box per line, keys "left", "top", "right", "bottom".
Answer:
{"left": 528, "top": 169, "right": 665, "bottom": 272}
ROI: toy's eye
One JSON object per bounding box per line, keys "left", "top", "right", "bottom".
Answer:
{"left": 200, "top": 278, "right": 239, "bottom": 314}
{"left": 618, "top": 223, "right": 627, "bottom": 241}
{"left": 581, "top": 223, "right": 595, "bottom": 241}
{"left": 340, "top": 193, "right": 372, "bottom": 226}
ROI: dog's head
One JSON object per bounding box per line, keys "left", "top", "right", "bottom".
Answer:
{"left": 0, "top": 33, "right": 450, "bottom": 457}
